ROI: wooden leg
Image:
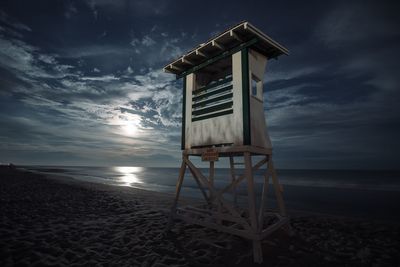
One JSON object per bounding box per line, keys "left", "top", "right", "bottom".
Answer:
{"left": 169, "top": 151, "right": 285, "bottom": 264}
{"left": 244, "top": 152, "right": 258, "bottom": 230}
{"left": 184, "top": 158, "right": 252, "bottom": 231}
{"left": 208, "top": 160, "right": 222, "bottom": 224}
{"left": 209, "top": 161, "right": 215, "bottom": 202}
{"left": 229, "top": 156, "right": 238, "bottom": 206}
{"left": 244, "top": 152, "right": 263, "bottom": 263}
{"left": 258, "top": 157, "right": 269, "bottom": 230}
{"left": 219, "top": 157, "right": 268, "bottom": 199}
{"left": 269, "top": 160, "right": 287, "bottom": 217}
{"left": 167, "top": 159, "right": 187, "bottom": 231}
{"left": 253, "top": 240, "right": 263, "bottom": 264}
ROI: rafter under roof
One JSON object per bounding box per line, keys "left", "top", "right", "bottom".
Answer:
{"left": 163, "top": 21, "right": 289, "bottom": 76}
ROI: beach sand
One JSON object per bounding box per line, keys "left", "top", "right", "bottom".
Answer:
{"left": 0, "top": 167, "right": 399, "bottom": 266}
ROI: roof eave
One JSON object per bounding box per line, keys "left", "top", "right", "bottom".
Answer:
{"left": 163, "top": 21, "right": 289, "bottom": 75}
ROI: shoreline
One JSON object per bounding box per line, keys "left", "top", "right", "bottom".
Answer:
{"left": 1, "top": 167, "right": 399, "bottom": 266}
{"left": 26, "top": 166, "right": 400, "bottom": 224}
{"left": 22, "top": 167, "right": 177, "bottom": 204}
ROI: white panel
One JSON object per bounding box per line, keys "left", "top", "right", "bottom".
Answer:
{"left": 187, "top": 52, "right": 245, "bottom": 148}
{"left": 185, "top": 74, "right": 195, "bottom": 149}
{"left": 191, "top": 114, "right": 236, "bottom": 146}
{"left": 231, "top": 51, "right": 244, "bottom": 145}
{"left": 250, "top": 98, "right": 272, "bottom": 148}
{"left": 249, "top": 49, "right": 266, "bottom": 79}
{"left": 248, "top": 49, "right": 272, "bottom": 149}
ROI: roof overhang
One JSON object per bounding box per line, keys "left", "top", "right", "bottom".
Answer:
{"left": 163, "top": 21, "right": 289, "bottom": 76}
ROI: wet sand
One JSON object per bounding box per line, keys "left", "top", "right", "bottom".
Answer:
{"left": 0, "top": 167, "right": 399, "bottom": 266}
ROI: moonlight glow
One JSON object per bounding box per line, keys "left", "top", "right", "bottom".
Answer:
{"left": 111, "top": 113, "right": 142, "bottom": 136}
{"left": 0, "top": 1, "right": 399, "bottom": 168}
{"left": 121, "top": 120, "right": 139, "bottom": 135}
{"left": 114, "top": 166, "right": 143, "bottom": 185}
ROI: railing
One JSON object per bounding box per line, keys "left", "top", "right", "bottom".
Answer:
{"left": 192, "top": 76, "right": 233, "bottom": 122}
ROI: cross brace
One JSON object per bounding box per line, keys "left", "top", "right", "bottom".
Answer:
{"left": 167, "top": 150, "right": 289, "bottom": 263}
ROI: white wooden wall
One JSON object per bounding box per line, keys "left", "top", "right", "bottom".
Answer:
{"left": 184, "top": 49, "right": 272, "bottom": 150}
{"left": 248, "top": 49, "right": 272, "bottom": 149}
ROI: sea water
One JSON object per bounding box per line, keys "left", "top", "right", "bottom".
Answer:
{"left": 24, "top": 166, "right": 400, "bottom": 221}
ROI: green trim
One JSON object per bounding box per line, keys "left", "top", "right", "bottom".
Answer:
{"left": 241, "top": 48, "right": 251, "bottom": 145}
{"left": 192, "top": 109, "right": 233, "bottom": 122}
{"left": 176, "top": 38, "right": 258, "bottom": 79}
{"left": 192, "top": 93, "right": 233, "bottom": 108}
{"left": 193, "top": 76, "right": 232, "bottom": 95}
{"left": 192, "top": 84, "right": 232, "bottom": 102}
{"left": 192, "top": 101, "right": 233, "bottom": 116}
{"left": 191, "top": 142, "right": 233, "bottom": 149}
{"left": 181, "top": 76, "right": 186, "bottom": 150}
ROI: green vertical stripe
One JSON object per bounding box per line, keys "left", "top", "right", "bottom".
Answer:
{"left": 181, "top": 76, "right": 186, "bottom": 150}
{"left": 241, "top": 48, "right": 251, "bottom": 145}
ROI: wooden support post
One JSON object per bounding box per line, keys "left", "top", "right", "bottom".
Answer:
{"left": 229, "top": 156, "right": 238, "bottom": 206}
{"left": 184, "top": 157, "right": 252, "bottom": 231}
{"left": 167, "top": 158, "right": 187, "bottom": 230}
{"left": 168, "top": 148, "right": 288, "bottom": 264}
{"left": 244, "top": 152, "right": 263, "bottom": 263}
{"left": 219, "top": 157, "right": 268, "bottom": 197}
{"left": 258, "top": 157, "right": 270, "bottom": 229}
{"left": 209, "top": 160, "right": 221, "bottom": 224}
{"left": 209, "top": 161, "right": 215, "bottom": 201}
{"left": 269, "top": 159, "right": 287, "bottom": 217}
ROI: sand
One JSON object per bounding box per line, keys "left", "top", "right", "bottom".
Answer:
{"left": 0, "top": 167, "right": 399, "bottom": 266}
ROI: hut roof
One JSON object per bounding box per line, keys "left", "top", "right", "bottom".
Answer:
{"left": 163, "top": 21, "right": 289, "bottom": 76}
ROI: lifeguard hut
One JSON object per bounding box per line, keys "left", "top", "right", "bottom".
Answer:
{"left": 163, "top": 21, "right": 289, "bottom": 263}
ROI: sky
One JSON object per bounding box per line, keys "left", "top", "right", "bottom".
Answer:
{"left": 0, "top": 0, "right": 399, "bottom": 169}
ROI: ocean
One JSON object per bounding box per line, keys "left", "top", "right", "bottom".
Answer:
{"left": 24, "top": 166, "right": 400, "bottom": 222}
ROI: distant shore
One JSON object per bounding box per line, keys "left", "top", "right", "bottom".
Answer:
{"left": 0, "top": 167, "right": 399, "bottom": 266}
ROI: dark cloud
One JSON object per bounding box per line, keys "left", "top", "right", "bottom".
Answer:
{"left": 0, "top": 0, "right": 399, "bottom": 168}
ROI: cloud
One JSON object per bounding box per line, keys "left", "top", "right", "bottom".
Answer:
{"left": 265, "top": 66, "right": 324, "bottom": 84}
{"left": 0, "top": 10, "right": 32, "bottom": 32}
{"left": 0, "top": 18, "right": 181, "bottom": 142}
{"left": 141, "top": 36, "right": 156, "bottom": 47}
{"left": 81, "top": 74, "right": 119, "bottom": 82}
{"left": 62, "top": 44, "right": 132, "bottom": 58}
{"left": 130, "top": 35, "right": 157, "bottom": 50}
{"left": 64, "top": 2, "right": 78, "bottom": 19}
{"left": 261, "top": 2, "right": 400, "bottom": 168}
{"left": 98, "top": 31, "right": 107, "bottom": 38}
{"left": 38, "top": 54, "right": 57, "bottom": 64}
{"left": 0, "top": 25, "right": 182, "bottom": 164}
{"left": 129, "top": 32, "right": 187, "bottom": 66}
{"left": 84, "top": 0, "right": 170, "bottom": 18}
{"left": 0, "top": 36, "right": 78, "bottom": 84}
{"left": 1, "top": 2, "right": 397, "bottom": 168}
{"left": 0, "top": 38, "right": 36, "bottom": 73}
{"left": 315, "top": 3, "right": 400, "bottom": 47}
{"left": 266, "top": 96, "right": 394, "bottom": 168}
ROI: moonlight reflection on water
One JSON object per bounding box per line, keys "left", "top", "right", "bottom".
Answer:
{"left": 114, "top": 166, "right": 143, "bottom": 185}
